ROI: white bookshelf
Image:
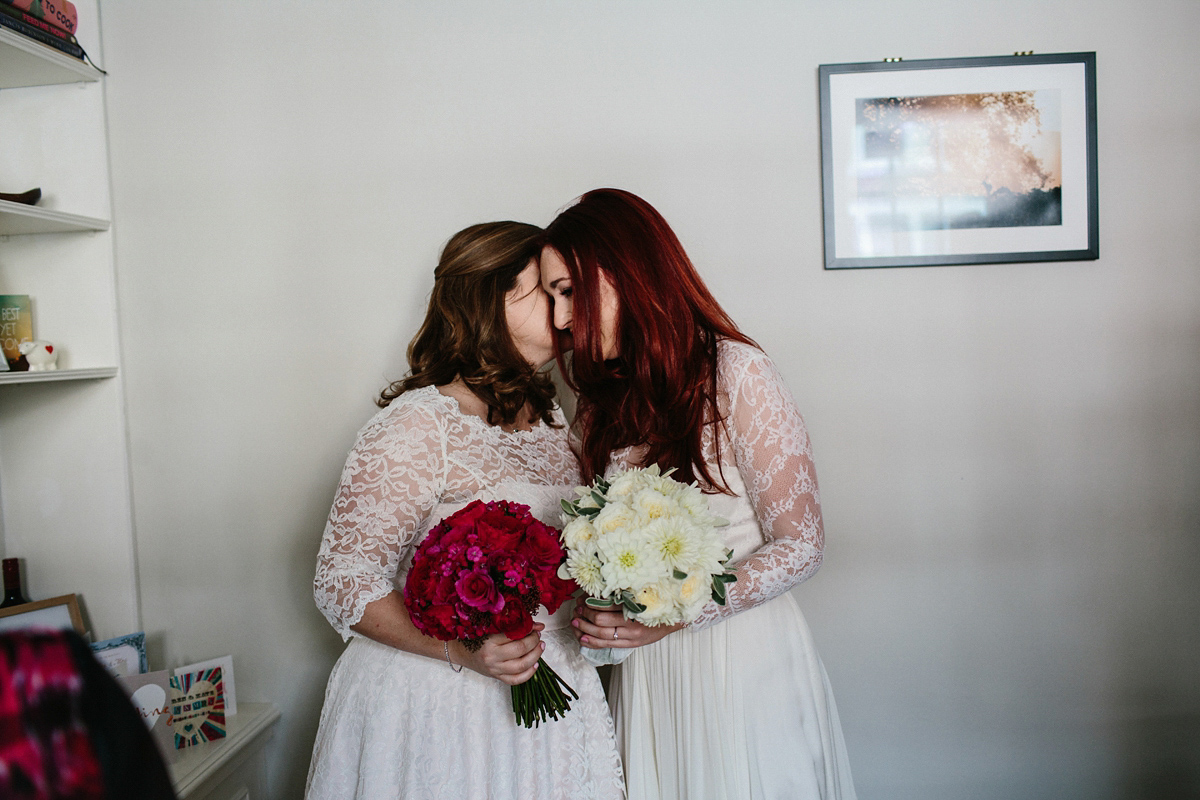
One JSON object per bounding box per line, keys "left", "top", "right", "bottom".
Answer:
{"left": 0, "top": 19, "right": 115, "bottom": 379}
{"left": 0, "top": 26, "right": 99, "bottom": 88}
{"left": 0, "top": 2, "right": 139, "bottom": 644}
{"left": 0, "top": 367, "right": 117, "bottom": 384}
{"left": 0, "top": 197, "right": 109, "bottom": 235}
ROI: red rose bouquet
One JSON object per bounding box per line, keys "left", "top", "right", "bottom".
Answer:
{"left": 404, "top": 499, "right": 579, "bottom": 728}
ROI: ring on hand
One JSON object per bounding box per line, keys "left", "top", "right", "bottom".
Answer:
{"left": 613, "top": 630, "right": 619, "bottom": 640}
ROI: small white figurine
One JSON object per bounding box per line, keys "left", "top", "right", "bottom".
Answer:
{"left": 19, "top": 340, "right": 58, "bottom": 371}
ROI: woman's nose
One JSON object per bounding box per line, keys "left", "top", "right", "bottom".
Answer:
{"left": 553, "top": 304, "right": 571, "bottom": 331}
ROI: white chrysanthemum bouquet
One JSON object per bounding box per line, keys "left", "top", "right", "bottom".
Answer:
{"left": 556, "top": 465, "right": 737, "bottom": 631}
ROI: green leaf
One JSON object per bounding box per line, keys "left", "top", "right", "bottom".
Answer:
{"left": 622, "top": 598, "right": 647, "bottom": 615}
{"left": 590, "top": 489, "right": 608, "bottom": 507}
{"left": 673, "top": 569, "right": 689, "bottom": 580}
{"left": 712, "top": 584, "right": 727, "bottom": 605}
{"left": 560, "top": 499, "right": 578, "bottom": 517}
{"left": 579, "top": 506, "right": 600, "bottom": 518}
{"left": 585, "top": 596, "right": 617, "bottom": 609}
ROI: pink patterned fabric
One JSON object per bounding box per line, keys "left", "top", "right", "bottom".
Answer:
{"left": 0, "top": 631, "right": 105, "bottom": 800}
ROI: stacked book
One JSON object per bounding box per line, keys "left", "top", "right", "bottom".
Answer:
{"left": 0, "top": 0, "right": 82, "bottom": 60}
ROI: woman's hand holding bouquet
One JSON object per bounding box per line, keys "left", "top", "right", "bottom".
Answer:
{"left": 447, "top": 623, "right": 546, "bottom": 685}
{"left": 557, "top": 466, "right": 736, "bottom": 661}
{"left": 404, "top": 499, "right": 579, "bottom": 728}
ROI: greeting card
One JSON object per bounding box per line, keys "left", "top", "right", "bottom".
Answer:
{"left": 169, "top": 665, "right": 226, "bottom": 748}
{"left": 119, "top": 670, "right": 175, "bottom": 757}
{"left": 174, "top": 654, "right": 236, "bottom": 716}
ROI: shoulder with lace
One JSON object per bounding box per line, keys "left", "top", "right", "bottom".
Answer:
{"left": 715, "top": 337, "right": 773, "bottom": 396}
{"left": 707, "top": 338, "right": 777, "bottom": 449}
{"left": 314, "top": 386, "right": 457, "bottom": 640}
{"left": 687, "top": 337, "right": 825, "bottom": 629}
{"left": 361, "top": 384, "right": 454, "bottom": 433}
{"left": 712, "top": 338, "right": 816, "bottom": 502}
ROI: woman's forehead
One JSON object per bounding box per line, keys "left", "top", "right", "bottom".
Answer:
{"left": 539, "top": 247, "right": 571, "bottom": 281}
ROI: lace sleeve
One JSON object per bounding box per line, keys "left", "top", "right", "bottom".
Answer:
{"left": 689, "top": 346, "right": 824, "bottom": 630}
{"left": 313, "top": 401, "right": 446, "bottom": 640}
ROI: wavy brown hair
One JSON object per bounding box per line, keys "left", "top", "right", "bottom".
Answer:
{"left": 543, "top": 189, "right": 757, "bottom": 490}
{"left": 378, "top": 221, "right": 558, "bottom": 427}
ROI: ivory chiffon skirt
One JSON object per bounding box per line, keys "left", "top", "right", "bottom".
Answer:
{"left": 609, "top": 592, "right": 856, "bottom": 800}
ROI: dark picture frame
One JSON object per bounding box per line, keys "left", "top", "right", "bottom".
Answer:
{"left": 818, "top": 52, "right": 1098, "bottom": 269}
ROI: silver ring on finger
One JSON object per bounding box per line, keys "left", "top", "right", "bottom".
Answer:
{"left": 613, "top": 629, "right": 619, "bottom": 640}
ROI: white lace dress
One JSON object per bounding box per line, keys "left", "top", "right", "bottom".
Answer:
{"left": 306, "top": 386, "right": 624, "bottom": 800}
{"left": 607, "top": 340, "right": 856, "bottom": 800}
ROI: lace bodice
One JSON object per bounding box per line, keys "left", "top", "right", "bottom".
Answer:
{"left": 314, "top": 386, "right": 582, "bottom": 640}
{"left": 610, "top": 339, "right": 824, "bottom": 630}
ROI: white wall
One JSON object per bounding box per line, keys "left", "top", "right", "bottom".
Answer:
{"left": 96, "top": 1, "right": 1200, "bottom": 797}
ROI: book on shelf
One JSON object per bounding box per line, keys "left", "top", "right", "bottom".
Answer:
{"left": 0, "top": 295, "right": 33, "bottom": 370}
{"left": 0, "top": 0, "right": 76, "bottom": 35}
{"left": 0, "top": 2, "right": 72, "bottom": 41}
{"left": 0, "top": 6, "right": 83, "bottom": 59}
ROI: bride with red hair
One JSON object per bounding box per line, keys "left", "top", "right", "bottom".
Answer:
{"left": 541, "top": 189, "right": 857, "bottom": 800}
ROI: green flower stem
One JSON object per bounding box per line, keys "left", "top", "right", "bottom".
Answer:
{"left": 510, "top": 657, "right": 577, "bottom": 728}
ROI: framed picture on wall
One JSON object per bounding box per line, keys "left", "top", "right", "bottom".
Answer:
{"left": 818, "top": 51, "right": 1098, "bottom": 269}
{"left": 0, "top": 594, "right": 86, "bottom": 635}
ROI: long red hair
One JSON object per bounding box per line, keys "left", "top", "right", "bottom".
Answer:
{"left": 542, "top": 188, "right": 757, "bottom": 489}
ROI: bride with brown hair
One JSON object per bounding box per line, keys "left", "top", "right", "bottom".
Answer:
{"left": 306, "top": 221, "right": 623, "bottom": 799}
